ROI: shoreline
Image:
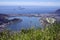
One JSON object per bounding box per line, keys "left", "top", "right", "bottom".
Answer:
{"left": 1, "top": 13, "right": 60, "bottom": 17}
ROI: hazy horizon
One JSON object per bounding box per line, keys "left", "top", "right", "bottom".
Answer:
{"left": 0, "top": 6, "right": 60, "bottom": 14}
{"left": 0, "top": 0, "right": 60, "bottom": 14}
{"left": 0, "top": 0, "right": 60, "bottom": 6}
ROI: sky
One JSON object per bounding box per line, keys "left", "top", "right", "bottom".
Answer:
{"left": 0, "top": 0, "right": 60, "bottom": 2}
{"left": 0, "top": 0, "right": 60, "bottom": 6}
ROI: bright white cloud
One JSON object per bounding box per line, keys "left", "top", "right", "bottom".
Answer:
{"left": 0, "top": 2, "right": 60, "bottom": 6}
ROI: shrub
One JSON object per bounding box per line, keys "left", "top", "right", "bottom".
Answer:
{"left": 0, "top": 23, "right": 60, "bottom": 40}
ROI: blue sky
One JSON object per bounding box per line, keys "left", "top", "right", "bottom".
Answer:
{"left": 0, "top": 0, "right": 60, "bottom": 2}
{"left": 0, "top": 0, "right": 60, "bottom": 6}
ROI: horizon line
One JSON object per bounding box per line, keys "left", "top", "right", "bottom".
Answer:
{"left": 0, "top": 2, "right": 60, "bottom": 6}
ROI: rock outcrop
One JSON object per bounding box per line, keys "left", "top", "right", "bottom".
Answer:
{"left": 0, "top": 14, "right": 22, "bottom": 28}
{"left": 8, "top": 18, "right": 22, "bottom": 24}
{"left": 40, "top": 17, "right": 56, "bottom": 27}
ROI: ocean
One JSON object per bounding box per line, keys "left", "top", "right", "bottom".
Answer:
{"left": 0, "top": 6, "right": 60, "bottom": 14}
{"left": 0, "top": 6, "right": 60, "bottom": 31}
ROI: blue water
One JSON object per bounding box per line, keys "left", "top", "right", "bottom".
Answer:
{"left": 0, "top": 6, "right": 60, "bottom": 14}
{"left": 7, "top": 16, "right": 41, "bottom": 31}
{"left": 0, "top": 6, "right": 60, "bottom": 31}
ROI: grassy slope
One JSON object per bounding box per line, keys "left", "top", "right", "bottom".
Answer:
{"left": 0, "top": 23, "right": 60, "bottom": 40}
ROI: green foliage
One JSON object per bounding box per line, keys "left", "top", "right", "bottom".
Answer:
{"left": 0, "top": 23, "right": 60, "bottom": 40}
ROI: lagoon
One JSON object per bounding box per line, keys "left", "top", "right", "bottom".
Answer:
{"left": 7, "top": 16, "right": 41, "bottom": 31}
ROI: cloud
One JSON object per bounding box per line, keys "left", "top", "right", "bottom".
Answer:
{"left": 0, "top": 2, "right": 60, "bottom": 6}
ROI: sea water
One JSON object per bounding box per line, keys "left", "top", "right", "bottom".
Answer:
{"left": 0, "top": 6, "right": 60, "bottom": 31}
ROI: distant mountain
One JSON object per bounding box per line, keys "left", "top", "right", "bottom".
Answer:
{"left": 55, "top": 9, "right": 60, "bottom": 14}
{"left": 18, "top": 6, "right": 25, "bottom": 10}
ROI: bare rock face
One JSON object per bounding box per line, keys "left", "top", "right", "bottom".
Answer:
{"left": 40, "top": 17, "right": 50, "bottom": 27}
{"left": 40, "top": 16, "right": 60, "bottom": 27}
{"left": 40, "top": 9, "right": 60, "bottom": 27}
{"left": 40, "top": 17, "right": 56, "bottom": 27}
